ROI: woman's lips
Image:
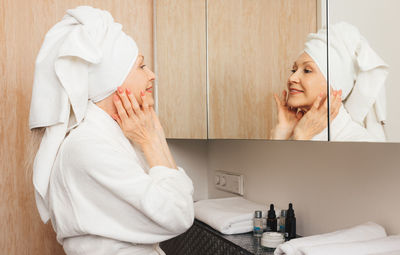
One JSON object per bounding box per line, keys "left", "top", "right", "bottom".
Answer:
{"left": 145, "top": 87, "right": 153, "bottom": 92}
{"left": 289, "top": 88, "right": 304, "bottom": 94}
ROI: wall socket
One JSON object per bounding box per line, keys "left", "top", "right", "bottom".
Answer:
{"left": 214, "top": 170, "right": 244, "bottom": 195}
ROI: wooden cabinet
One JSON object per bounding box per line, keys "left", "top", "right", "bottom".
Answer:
{"left": 155, "top": 0, "right": 207, "bottom": 139}
{"left": 156, "top": 0, "right": 317, "bottom": 139}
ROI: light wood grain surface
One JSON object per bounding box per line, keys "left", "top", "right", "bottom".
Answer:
{"left": 208, "top": 0, "right": 317, "bottom": 139}
{"left": 156, "top": 0, "right": 207, "bottom": 139}
{"left": 0, "top": 1, "right": 153, "bottom": 254}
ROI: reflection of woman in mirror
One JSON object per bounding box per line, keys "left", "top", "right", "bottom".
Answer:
{"left": 272, "top": 22, "right": 388, "bottom": 142}
{"left": 28, "top": 6, "right": 193, "bottom": 254}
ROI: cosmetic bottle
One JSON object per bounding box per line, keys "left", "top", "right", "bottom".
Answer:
{"left": 285, "top": 203, "right": 296, "bottom": 239}
{"left": 266, "top": 204, "right": 277, "bottom": 232}
{"left": 279, "top": 210, "right": 286, "bottom": 233}
{"left": 253, "top": 210, "right": 264, "bottom": 237}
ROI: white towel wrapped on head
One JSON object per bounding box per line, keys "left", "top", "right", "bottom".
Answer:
{"left": 274, "top": 222, "right": 386, "bottom": 255}
{"left": 299, "top": 235, "right": 400, "bottom": 255}
{"left": 194, "top": 197, "right": 276, "bottom": 235}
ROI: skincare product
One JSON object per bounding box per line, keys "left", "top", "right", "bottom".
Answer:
{"left": 261, "top": 232, "right": 285, "bottom": 251}
{"left": 285, "top": 203, "right": 296, "bottom": 239}
{"left": 279, "top": 210, "right": 286, "bottom": 233}
{"left": 266, "top": 204, "right": 277, "bottom": 232}
{"left": 253, "top": 210, "right": 264, "bottom": 237}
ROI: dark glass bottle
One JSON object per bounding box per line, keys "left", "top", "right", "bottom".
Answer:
{"left": 285, "top": 203, "right": 296, "bottom": 239}
{"left": 266, "top": 204, "right": 277, "bottom": 232}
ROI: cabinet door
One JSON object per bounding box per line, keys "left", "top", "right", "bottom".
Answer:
{"left": 156, "top": 0, "right": 207, "bottom": 139}
{"left": 208, "top": 0, "right": 317, "bottom": 139}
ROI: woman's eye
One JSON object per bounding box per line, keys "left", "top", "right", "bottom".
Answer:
{"left": 140, "top": 65, "right": 146, "bottom": 69}
{"left": 304, "top": 69, "right": 312, "bottom": 73}
{"left": 291, "top": 69, "right": 296, "bottom": 73}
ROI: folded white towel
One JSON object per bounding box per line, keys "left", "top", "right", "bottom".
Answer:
{"left": 194, "top": 197, "right": 275, "bottom": 234}
{"left": 370, "top": 250, "right": 400, "bottom": 255}
{"left": 300, "top": 235, "right": 400, "bottom": 255}
{"left": 274, "top": 222, "right": 386, "bottom": 255}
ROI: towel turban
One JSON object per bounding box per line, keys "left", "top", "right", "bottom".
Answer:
{"left": 29, "top": 6, "right": 139, "bottom": 223}
{"left": 304, "top": 22, "right": 389, "bottom": 141}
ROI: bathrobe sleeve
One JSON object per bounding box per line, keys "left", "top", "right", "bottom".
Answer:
{"left": 59, "top": 137, "right": 194, "bottom": 244}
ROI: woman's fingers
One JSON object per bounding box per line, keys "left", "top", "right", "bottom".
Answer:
{"left": 117, "top": 87, "right": 135, "bottom": 117}
{"left": 113, "top": 94, "right": 128, "bottom": 121}
{"left": 141, "top": 91, "right": 150, "bottom": 113}
{"left": 312, "top": 93, "right": 324, "bottom": 110}
{"left": 127, "top": 89, "right": 141, "bottom": 114}
{"left": 331, "top": 89, "right": 342, "bottom": 119}
{"left": 273, "top": 93, "right": 282, "bottom": 108}
{"left": 112, "top": 113, "right": 122, "bottom": 126}
{"left": 281, "top": 90, "right": 288, "bottom": 106}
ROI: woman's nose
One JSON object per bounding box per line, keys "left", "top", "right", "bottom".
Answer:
{"left": 146, "top": 68, "right": 155, "bottom": 81}
{"left": 288, "top": 72, "right": 300, "bottom": 84}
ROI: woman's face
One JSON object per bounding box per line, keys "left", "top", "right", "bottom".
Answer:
{"left": 287, "top": 52, "right": 327, "bottom": 110}
{"left": 121, "top": 54, "right": 155, "bottom": 106}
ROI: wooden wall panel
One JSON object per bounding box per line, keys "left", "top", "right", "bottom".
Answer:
{"left": 156, "top": 0, "right": 207, "bottom": 139}
{"left": 0, "top": 1, "right": 153, "bottom": 254}
{"left": 208, "top": 0, "right": 317, "bottom": 139}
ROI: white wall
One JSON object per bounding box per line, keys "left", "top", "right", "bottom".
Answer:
{"left": 167, "top": 140, "right": 209, "bottom": 201}
{"left": 169, "top": 137, "right": 400, "bottom": 236}
{"left": 207, "top": 140, "right": 400, "bottom": 236}
{"left": 329, "top": 0, "right": 400, "bottom": 142}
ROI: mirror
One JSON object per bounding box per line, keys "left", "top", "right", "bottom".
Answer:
{"left": 207, "top": 0, "right": 328, "bottom": 140}
{"left": 155, "top": 0, "right": 330, "bottom": 140}
{"left": 327, "top": 0, "right": 399, "bottom": 142}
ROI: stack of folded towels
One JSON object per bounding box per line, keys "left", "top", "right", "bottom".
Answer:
{"left": 274, "top": 222, "right": 400, "bottom": 255}
{"left": 194, "top": 197, "right": 276, "bottom": 234}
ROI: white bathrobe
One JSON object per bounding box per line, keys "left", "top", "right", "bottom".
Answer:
{"left": 312, "top": 106, "right": 377, "bottom": 142}
{"left": 48, "top": 101, "right": 195, "bottom": 255}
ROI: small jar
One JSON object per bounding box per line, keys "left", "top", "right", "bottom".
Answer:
{"left": 261, "top": 232, "right": 285, "bottom": 251}
{"left": 253, "top": 210, "right": 264, "bottom": 237}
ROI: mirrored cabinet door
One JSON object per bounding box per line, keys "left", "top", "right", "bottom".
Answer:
{"left": 207, "top": 0, "right": 320, "bottom": 139}
{"left": 328, "top": 0, "right": 400, "bottom": 142}
{"left": 156, "top": 0, "right": 328, "bottom": 141}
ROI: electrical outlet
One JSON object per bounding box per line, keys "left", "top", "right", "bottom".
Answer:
{"left": 215, "top": 170, "right": 244, "bottom": 195}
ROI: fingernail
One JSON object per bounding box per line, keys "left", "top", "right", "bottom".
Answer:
{"left": 126, "top": 88, "right": 131, "bottom": 94}
{"left": 118, "top": 86, "right": 123, "bottom": 94}
{"left": 140, "top": 91, "right": 145, "bottom": 97}
{"left": 114, "top": 94, "right": 119, "bottom": 101}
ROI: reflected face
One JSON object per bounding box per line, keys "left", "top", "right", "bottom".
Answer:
{"left": 287, "top": 52, "right": 327, "bottom": 110}
{"left": 121, "top": 54, "right": 155, "bottom": 106}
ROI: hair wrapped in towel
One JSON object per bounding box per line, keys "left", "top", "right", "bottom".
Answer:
{"left": 29, "top": 6, "right": 139, "bottom": 223}
{"left": 304, "top": 22, "right": 389, "bottom": 141}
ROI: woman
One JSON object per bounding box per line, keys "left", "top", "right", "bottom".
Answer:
{"left": 29, "top": 6, "right": 193, "bottom": 255}
{"left": 272, "top": 22, "right": 389, "bottom": 142}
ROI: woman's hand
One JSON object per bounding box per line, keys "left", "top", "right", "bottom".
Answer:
{"left": 112, "top": 87, "right": 156, "bottom": 147}
{"left": 112, "top": 87, "right": 177, "bottom": 169}
{"left": 271, "top": 90, "right": 303, "bottom": 139}
{"left": 293, "top": 89, "right": 342, "bottom": 140}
